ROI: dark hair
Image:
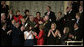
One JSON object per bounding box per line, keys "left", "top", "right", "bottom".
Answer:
{"left": 58, "top": 11, "right": 62, "bottom": 15}
{"left": 16, "top": 10, "right": 20, "bottom": 14}
{"left": 1, "top": 23, "right": 6, "bottom": 28}
{"left": 24, "top": 9, "right": 29, "bottom": 14}
{"left": 47, "top": 6, "right": 51, "bottom": 9}
{"left": 36, "top": 12, "right": 41, "bottom": 16}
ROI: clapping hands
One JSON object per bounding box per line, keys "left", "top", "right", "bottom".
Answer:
{"left": 33, "top": 32, "right": 37, "bottom": 36}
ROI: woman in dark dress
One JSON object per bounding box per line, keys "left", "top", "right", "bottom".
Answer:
{"left": 47, "top": 23, "right": 61, "bottom": 45}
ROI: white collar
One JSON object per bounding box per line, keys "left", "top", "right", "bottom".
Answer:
{"left": 2, "top": 27, "right": 6, "bottom": 31}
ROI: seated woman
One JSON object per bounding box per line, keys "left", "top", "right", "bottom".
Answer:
{"left": 47, "top": 23, "right": 61, "bottom": 45}
{"left": 34, "top": 25, "right": 44, "bottom": 45}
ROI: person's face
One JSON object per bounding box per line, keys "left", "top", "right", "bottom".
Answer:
{"left": 58, "top": 13, "right": 61, "bottom": 16}
{"left": 1, "top": 1, "right": 6, "bottom": 5}
{"left": 12, "top": 20, "right": 15, "bottom": 25}
{"left": 9, "top": 10, "right": 12, "bottom": 14}
{"left": 45, "top": 16, "right": 49, "bottom": 21}
{"left": 21, "top": 26, "right": 25, "bottom": 31}
{"left": 29, "top": 16, "right": 34, "bottom": 22}
{"left": 26, "top": 12, "right": 29, "bottom": 15}
{"left": 66, "top": 8, "right": 69, "bottom": 12}
{"left": 63, "top": 28, "right": 66, "bottom": 34}
{"left": 68, "top": 7, "right": 71, "bottom": 11}
{"left": 36, "top": 13, "right": 40, "bottom": 17}
{"left": 79, "top": 6, "right": 83, "bottom": 11}
{"left": 1, "top": 14, "right": 6, "bottom": 20}
{"left": 15, "top": 23, "right": 19, "bottom": 28}
{"left": 51, "top": 24, "right": 55, "bottom": 29}
{"left": 46, "top": 6, "right": 50, "bottom": 11}
{"left": 3, "top": 24, "right": 6, "bottom": 29}
{"left": 80, "top": 1, "right": 83, "bottom": 5}
{"left": 16, "top": 12, "right": 20, "bottom": 15}
{"left": 76, "top": 15, "right": 79, "bottom": 19}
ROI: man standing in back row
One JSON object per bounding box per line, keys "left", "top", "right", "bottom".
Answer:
{"left": 45, "top": 6, "right": 56, "bottom": 23}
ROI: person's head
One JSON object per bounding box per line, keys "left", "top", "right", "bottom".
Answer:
{"left": 51, "top": 23, "right": 56, "bottom": 29}
{"left": 58, "top": 11, "right": 62, "bottom": 16}
{"left": 68, "top": 5, "right": 72, "bottom": 11}
{"left": 15, "top": 22, "right": 19, "bottom": 28}
{"left": 29, "top": 15, "right": 34, "bottom": 22}
{"left": 2, "top": 23, "right": 6, "bottom": 29}
{"left": 44, "top": 16, "right": 49, "bottom": 22}
{"left": 24, "top": 9, "right": 29, "bottom": 15}
{"left": 39, "top": 24, "right": 44, "bottom": 30}
{"left": 11, "top": 19, "right": 16, "bottom": 25}
{"left": 76, "top": 13, "right": 80, "bottom": 19}
{"left": 27, "top": 25, "right": 32, "bottom": 31}
{"left": 16, "top": 10, "right": 20, "bottom": 15}
{"left": 20, "top": 25, "right": 25, "bottom": 31}
{"left": 66, "top": 7, "right": 69, "bottom": 12}
{"left": 63, "top": 27, "right": 69, "bottom": 34}
{"left": 79, "top": 5, "right": 83, "bottom": 11}
{"left": 74, "top": 23, "right": 79, "bottom": 29}
{"left": 1, "top": 13, "right": 6, "bottom": 20}
{"left": 80, "top": 1, "right": 83, "bottom": 6}
{"left": 46, "top": 6, "right": 51, "bottom": 11}
{"left": 36, "top": 12, "right": 41, "bottom": 18}
{"left": 1, "top": 1, "right": 6, "bottom": 5}
{"left": 9, "top": 10, "right": 13, "bottom": 14}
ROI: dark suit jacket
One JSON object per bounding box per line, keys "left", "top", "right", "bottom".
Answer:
{"left": 45, "top": 11, "right": 56, "bottom": 22}
{"left": 64, "top": 10, "right": 76, "bottom": 33}
{"left": 73, "top": 28, "right": 82, "bottom": 41}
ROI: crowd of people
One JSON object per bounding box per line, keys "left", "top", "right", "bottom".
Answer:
{"left": 1, "top": 1, "right": 83, "bottom": 46}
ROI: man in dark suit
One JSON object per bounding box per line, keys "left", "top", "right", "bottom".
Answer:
{"left": 78, "top": 5, "right": 83, "bottom": 40}
{"left": 44, "top": 6, "right": 56, "bottom": 23}
{"left": 64, "top": 5, "right": 76, "bottom": 33}
{"left": 72, "top": 1, "right": 80, "bottom": 13}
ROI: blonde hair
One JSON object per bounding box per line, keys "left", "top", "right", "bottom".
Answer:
{"left": 64, "top": 27, "right": 69, "bottom": 33}
{"left": 76, "top": 13, "right": 80, "bottom": 17}
{"left": 39, "top": 24, "right": 44, "bottom": 30}
{"left": 51, "top": 23, "right": 56, "bottom": 29}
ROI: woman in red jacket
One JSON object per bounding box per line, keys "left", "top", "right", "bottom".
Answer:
{"left": 34, "top": 25, "right": 44, "bottom": 45}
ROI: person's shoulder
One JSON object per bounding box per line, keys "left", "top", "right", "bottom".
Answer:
{"left": 50, "top": 11, "right": 54, "bottom": 13}
{"left": 24, "top": 31, "right": 28, "bottom": 33}
{"left": 50, "top": 11, "right": 55, "bottom": 14}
